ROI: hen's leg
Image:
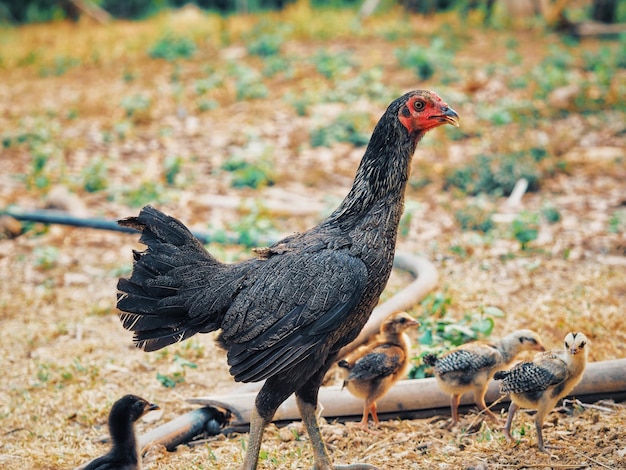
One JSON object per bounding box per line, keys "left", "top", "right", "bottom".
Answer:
{"left": 296, "top": 368, "right": 378, "bottom": 470}
{"left": 241, "top": 379, "right": 293, "bottom": 470}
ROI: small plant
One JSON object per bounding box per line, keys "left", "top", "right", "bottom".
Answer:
{"left": 194, "top": 75, "right": 222, "bottom": 95}
{"left": 221, "top": 156, "right": 275, "bottom": 189}
{"left": 512, "top": 212, "right": 539, "bottom": 250}
{"left": 310, "top": 111, "right": 371, "bottom": 148}
{"left": 311, "top": 49, "right": 354, "bottom": 79}
{"left": 197, "top": 98, "right": 218, "bottom": 112}
{"left": 39, "top": 55, "right": 80, "bottom": 77}
{"left": 395, "top": 45, "right": 435, "bottom": 80}
{"left": 445, "top": 152, "right": 542, "bottom": 197}
{"left": 82, "top": 157, "right": 108, "bottom": 193}
{"left": 26, "top": 147, "right": 53, "bottom": 189}
{"left": 163, "top": 155, "right": 183, "bottom": 186}
{"left": 149, "top": 34, "right": 196, "bottom": 61}
{"left": 121, "top": 94, "right": 151, "bottom": 122}
{"left": 244, "top": 21, "right": 290, "bottom": 57}
{"left": 33, "top": 246, "right": 60, "bottom": 270}
{"left": 541, "top": 204, "right": 561, "bottom": 224}
{"left": 228, "top": 64, "right": 268, "bottom": 101}
{"left": 395, "top": 37, "right": 456, "bottom": 82}
{"left": 246, "top": 32, "right": 284, "bottom": 57}
{"left": 219, "top": 201, "right": 279, "bottom": 248}
{"left": 123, "top": 180, "right": 165, "bottom": 207}
{"left": 156, "top": 354, "right": 197, "bottom": 388}
{"left": 608, "top": 209, "right": 626, "bottom": 234}
{"left": 455, "top": 203, "right": 494, "bottom": 233}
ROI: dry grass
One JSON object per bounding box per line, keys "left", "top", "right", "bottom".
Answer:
{"left": 1, "top": 4, "right": 625, "bottom": 469}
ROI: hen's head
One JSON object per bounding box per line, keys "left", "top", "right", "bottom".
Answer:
{"left": 397, "top": 90, "right": 459, "bottom": 135}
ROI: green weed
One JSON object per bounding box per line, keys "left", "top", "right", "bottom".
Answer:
{"left": 311, "top": 49, "right": 354, "bottom": 79}
{"left": 39, "top": 56, "right": 80, "bottom": 77}
{"left": 221, "top": 156, "right": 275, "bottom": 189}
{"left": 455, "top": 203, "right": 494, "bottom": 233}
{"left": 33, "top": 246, "right": 59, "bottom": 270}
{"left": 82, "top": 157, "right": 108, "bottom": 193}
{"left": 511, "top": 211, "right": 539, "bottom": 250}
{"left": 121, "top": 94, "right": 152, "bottom": 122}
{"left": 156, "top": 354, "right": 198, "bottom": 388}
{"left": 608, "top": 209, "right": 626, "bottom": 234}
{"left": 163, "top": 155, "right": 183, "bottom": 186}
{"left": 310, "top": 111, "right": 371, "bottom": 147}
{"left": 445, "top": 152, "right": 542, "bottom": 197}
{"left": 149, "top": 33, "right": 196, "bottom": 61}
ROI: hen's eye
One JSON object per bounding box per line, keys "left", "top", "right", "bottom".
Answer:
{"left": 413, "top": 100, "right": 425, "bottom": 111}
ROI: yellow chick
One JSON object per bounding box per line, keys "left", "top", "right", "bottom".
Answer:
{"left": 423, "top": 329, "right": 545, "bottom": 424}
{"left": 494, "top": 331, "right": 589, "bottom": 453}
{"left": 338, "top": 312, "right": 419, "bottom": 431}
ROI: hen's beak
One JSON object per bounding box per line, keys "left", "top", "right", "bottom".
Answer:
{"left": 434, "top": 106, "right": 460, "bottom": 127}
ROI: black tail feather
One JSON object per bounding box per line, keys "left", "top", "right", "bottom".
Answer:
{"left": 116, "top": 205, "right": 227, "bottom": 352}
{"left": 493, "top": 370, "right": 508, "bottom": 381}
{"left": 422, "top": 353, "right": 438, "bottom": 366}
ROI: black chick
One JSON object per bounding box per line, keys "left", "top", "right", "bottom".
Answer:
{"left": 84, "top": 394, "right": 160, "bottom": 470}
{"left": 116, "top": 90, "right": 459, "bottom": 470}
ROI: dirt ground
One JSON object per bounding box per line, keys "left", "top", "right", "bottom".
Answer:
{"left": 1, "top": 5, "right": 625, "bottom": 470}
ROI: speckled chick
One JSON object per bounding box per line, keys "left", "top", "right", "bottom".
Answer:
{"left": 338, "top": 312, "right": 419, "bottom": 431}
{"left": 494, "top": 332, "right": 589, "bottom": 453}
{"left": 423, "top": 329, "right": 545, "bottom": 424}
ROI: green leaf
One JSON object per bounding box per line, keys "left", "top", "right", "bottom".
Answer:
{"left": 472, "top": 317, "right": 495, "bottom": 336}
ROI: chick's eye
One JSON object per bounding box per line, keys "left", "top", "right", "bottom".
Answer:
{"left": 413, "top": 100, "right": 425, "bottom": 111}
{"left": 579, "top": 341, "right": 586, "bottom": 348}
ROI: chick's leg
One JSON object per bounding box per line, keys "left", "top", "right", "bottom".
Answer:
{"left": 358, "top": 402, "right": 371, "bottom": 431}
{"left": 502, "top": 401, "right": 519, "bottom": 443}
{"left": 450, "top": 394, "right": 461, "bottom": 424}
{"left": 296, "top": 368, "right": 378, "bottom": 470}
{"left": 534, "top": 404, "right": 560, "bottom": 453}
{"left": 369, "top": 401, "right": 379, "bottom": 427}
{"left": 474, "top": 385, "right": 499, "bottom": 423}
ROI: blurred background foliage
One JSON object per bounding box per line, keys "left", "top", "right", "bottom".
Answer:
{"left": 1, "top": 0, "right": 625, "bottom": 23}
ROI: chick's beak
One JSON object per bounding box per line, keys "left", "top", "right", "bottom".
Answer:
{"left": 147, "top": 403, "right": 160, "bottom": 412}
{"left": 435, "top": 106, "right": 460, "bottom": 128}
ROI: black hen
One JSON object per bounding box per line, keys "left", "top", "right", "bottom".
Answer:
{"left": 116, "top": 90, "right": 459, "bottom": 470}
{"left": 84, "top": 394, "right": 159, "bottom": 470}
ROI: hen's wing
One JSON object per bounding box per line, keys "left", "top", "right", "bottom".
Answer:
{"left": 347, "top": 345, "right": 404, "bottom": 383}
{"left": 222, "top": 248, "right": 368, "bottom": 382}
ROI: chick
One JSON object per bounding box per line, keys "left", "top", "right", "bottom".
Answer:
{"left": 494, "top": 332, "right": 589, "bottom": 453}
{"left": 84, "top": 395, "right": 160, "bottom": 470}
{"left": 423, "top": 329, "right": 545, "bottom": 424}
{"left": 338, "top": 311, "right": 419, "bottom": 431}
